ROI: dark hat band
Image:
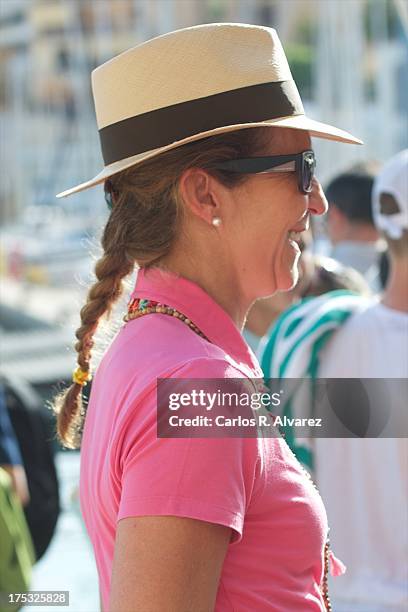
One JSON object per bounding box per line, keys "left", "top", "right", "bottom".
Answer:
{"left": 98, "top": 80, "right": 303, "bottom": 166}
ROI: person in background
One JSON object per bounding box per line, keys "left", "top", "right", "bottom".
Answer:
{"left": 0, "top": 383, "right": 29, "bottom": 507}
{"left": 315, "top": 149, "right": 408, "bottom": 612}
{"left": 1, "top": 375, "right": 60, "bottom": 562}
{"left": 325, "top": 162, "right": 384, "bottom": 292}
{"left": 0, "top": 382, "right": 35, "bottom": 609}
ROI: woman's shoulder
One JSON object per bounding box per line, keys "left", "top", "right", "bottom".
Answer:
{"left": 94, "top": 314, "right": 250, "bottom": 396}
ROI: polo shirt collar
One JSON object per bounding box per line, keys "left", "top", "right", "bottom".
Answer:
{"left": 131, "top": 267, "right": 262, "bottom": 377}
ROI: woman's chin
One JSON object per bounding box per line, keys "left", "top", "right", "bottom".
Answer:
{"left": 256, "top": 253, "right": 301, "bottom": 297}
{"left": 277, "top": 265, "right": 300, "bottom": 292}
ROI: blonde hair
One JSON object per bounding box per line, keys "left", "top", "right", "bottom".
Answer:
{"left": 52, "top": 127, "right": 271, "bottom": 448}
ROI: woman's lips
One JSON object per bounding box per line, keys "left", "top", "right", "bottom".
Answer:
{"left": 287, "top": 228, "right": 305, "bottom": 254}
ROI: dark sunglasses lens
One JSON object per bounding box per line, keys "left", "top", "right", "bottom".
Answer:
{"left": 302, "top": 152, "right": 315, "bottom": 193}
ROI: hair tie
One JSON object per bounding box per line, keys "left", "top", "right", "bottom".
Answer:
{"left": 72, "top": 366, "right": 92, "bottom": 386}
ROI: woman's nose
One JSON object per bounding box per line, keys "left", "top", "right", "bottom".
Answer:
{"left": 307, "top": 177, "right": 328, "bottom": 217}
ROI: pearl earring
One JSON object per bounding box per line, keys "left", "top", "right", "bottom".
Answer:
{"left": 212, "top": 217, "right": 222, "bottom": 227}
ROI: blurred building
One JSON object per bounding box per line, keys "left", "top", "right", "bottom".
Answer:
{"left": 0, "top": 0, "right": 34, "bottom": 222}
{"left": 0, "top": 0, "right": 407, "bottom": 224}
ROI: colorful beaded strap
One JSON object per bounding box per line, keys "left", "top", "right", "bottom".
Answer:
{"left": 124, "top": 298, "right": 210, "bottom": 341}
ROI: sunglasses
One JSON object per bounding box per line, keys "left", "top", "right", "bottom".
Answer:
{"left": 212, "top": 149, "right": 316, "bottom": 194}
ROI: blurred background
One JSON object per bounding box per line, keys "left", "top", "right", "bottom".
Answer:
{"left": 0, "top": 1, "right": 407, "bottom": 611}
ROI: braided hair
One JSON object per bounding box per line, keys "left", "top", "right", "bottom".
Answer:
{"left": 52, "top": 126, "right": 271, "bottom": 448}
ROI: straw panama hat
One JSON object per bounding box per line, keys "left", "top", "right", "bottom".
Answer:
{"left": 56, "top": 22, "right": 363, "bottom": 199}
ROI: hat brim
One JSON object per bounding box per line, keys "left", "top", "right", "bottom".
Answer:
{"left": 56, "top": 114, "right": 363, "bottom": 198}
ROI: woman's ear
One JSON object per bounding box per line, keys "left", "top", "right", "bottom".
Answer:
{"left": 178, "top": 168, "right": 221, "bottom": 225}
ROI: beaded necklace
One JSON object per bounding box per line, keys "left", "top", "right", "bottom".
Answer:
{"left": 125, "top": 298, "right": 210, "bottom": 341}
{"left": 124, "top": 297, "right": 333, "bottom": 611}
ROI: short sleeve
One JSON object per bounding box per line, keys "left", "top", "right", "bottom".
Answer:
{"left": 116, "top": 358, "right": 260, "bottom": 544}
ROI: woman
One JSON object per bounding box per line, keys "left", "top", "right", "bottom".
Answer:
{"left": 53, "top": 23, "right": 361, "bottom": 611}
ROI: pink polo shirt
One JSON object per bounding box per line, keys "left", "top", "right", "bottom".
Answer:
{"left": 80, "top": 268, "right": 335, "bottom": 611}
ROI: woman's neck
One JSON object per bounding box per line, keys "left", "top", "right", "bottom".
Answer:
{"left": 159, "top": 253, "right": 250, "bottom": 330}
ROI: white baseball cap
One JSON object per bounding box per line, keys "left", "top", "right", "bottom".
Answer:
{"left": 372, "top": 149, "right": 408, "bottom": 240}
